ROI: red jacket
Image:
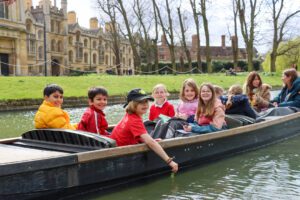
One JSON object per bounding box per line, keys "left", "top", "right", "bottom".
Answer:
{"left": 149, "top": 101, "right": 175, "bottom": 121}
{"left": 77, "top": 105, "right": 109, "bottom": 136}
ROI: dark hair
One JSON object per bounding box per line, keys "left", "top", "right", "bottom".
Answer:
{"left": 283, "top": 68, "right": 298, "bottom": 85}
{"left": 88, "top": 87, "right": 108, "bottom": 101}
{"left": 43, "top": 84, "right": 63, "bottom": 97}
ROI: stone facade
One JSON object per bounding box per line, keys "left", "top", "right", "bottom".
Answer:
{"left": 0, "top": 0, "right": 134, "bottom": 76}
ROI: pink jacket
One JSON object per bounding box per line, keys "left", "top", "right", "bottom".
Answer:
{"left": 197, "top": 99, "right": 226, "bottom": 129}
{"left": 176, "top": 99, "right": 198, "bottom": 116}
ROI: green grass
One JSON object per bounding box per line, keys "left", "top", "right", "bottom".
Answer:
{"left": 0, "top": 73, "right": 282, "bottom": 100}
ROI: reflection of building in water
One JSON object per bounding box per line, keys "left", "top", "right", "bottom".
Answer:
{"left": 0, "top": 0, "right": 134, "bottom": 76}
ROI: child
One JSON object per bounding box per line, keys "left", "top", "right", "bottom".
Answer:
{"left": 176, "top": 78, "right": 199, "bottom": 123}
{"left": 222, "top": 84, "right": 256, "bottom": 119}
{"left": 183, "top": 83, "right": 226, "bottom": 134}
{"left": 110, "top": 88, "right": 178, "bottom": 173}
{"left": 77, "top": 87, "right": 109, "bottom": 136}
{"left": 149, "top": 84, "right": 175, "bottom": 121}
{"left": 34, "top": 84, "right": 76, "bottom": 130}
{"left": 213, "top": 85, "right": 224, "bottom": 99}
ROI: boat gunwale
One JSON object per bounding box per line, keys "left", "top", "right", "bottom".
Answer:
{"left": 76, "top": 112, "right": 300, "bottom": 163}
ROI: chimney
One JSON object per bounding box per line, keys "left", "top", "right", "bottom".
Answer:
{"left": 67, "top": 11, "right": 76, "bottom": 24}
{"left": 161, "top": 35, "right": 167, "bottom": 46}
{"left": 90, "top": 17, "right": 98, "bottom": 29}
{"left": 192, "top": 34, "right": 199, "bottom": 50}
{"left": 221, "top": 35, "right": 226, "bottom": 48}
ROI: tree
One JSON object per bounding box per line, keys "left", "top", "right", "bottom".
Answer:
{"left": 96, "top": 0, "right": 122, "bottom": 75}
{"left": 177, "top": 6, "right": 192, "bottom": 71}
{"left": 237, "top": 0, "right": 261, "bottom": 72}
{"left": 152, "top": 0, "right": 177, "bottom": 74}
{"left": 199, "top": 0, "right": 212, "bottom": 73}
{"left": 232, "top": 0, "right": 239, "bottom": 70}
{"left": 133, "top": 0, "right": 152, "bottom": 72}
{"left": 268, "top": 0, "right": 300, "bottom": 72}
{"left": 116, "top": 0, "right": 141, "bottom": 73}
{"left": 189, "top": 0, "right": 202, "bottom": 72}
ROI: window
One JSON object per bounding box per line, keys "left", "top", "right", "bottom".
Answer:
{"left": 69, "top": 51, "right": 73, "bottom": 63}
{"left": 57, "top": 41, "right": 62, "bottom": 52}
{"left": 69, "top": 37, "right": 73, "bottom": 45}
{"left": 76, "top": 31, "right": 80, "bottom": 42}
{"left": 27, "top": 35, "right": 35, "bottom": 55}
{"left": 38, "top": 30, "right": 43, "bottom": 40}
{"left": 93, "top": 53, "right": 97, "bottom": 64}
{"left": 51, "top": 40, "right": 56, "bottom": 51}
{"left": 0, "top": 3, "right": 8, "bottom": 19}
{"left": 99, "top": 51, "right": 104, "bottom": 64}
{"left": 38, "top": 46, "right": 43, "bottom": 59}
{"left": 105, "top": 55, "right": 108, "bottom": 65}
{"left": 57, "top": 21, "right": 60, "bottom": 34}
{"left": 51, "top": 20, "right": 55, "bottom": 32}
{"left": 84, "top": 39, "right": 88, "bottom": 47}
{"left": 93, "top": 41, "right": 97, "bottom": 49}
{"left": 84, "top": 53, "right": 88, "bottom": 63}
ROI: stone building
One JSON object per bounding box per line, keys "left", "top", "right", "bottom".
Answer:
{"left": 0, "top": 0, "right": 134, "bottom": 76}
{"left": 158, "top": 34, "right": 257, "bottom": 63}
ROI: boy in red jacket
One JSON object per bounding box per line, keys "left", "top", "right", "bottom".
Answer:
{"left": 77, "top": 87, "right": 109, "bottom": 136}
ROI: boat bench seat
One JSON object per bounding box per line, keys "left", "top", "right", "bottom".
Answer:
{"left": 225, "top": 114, "right": 256, "bottom": 129}
{"left": 16, "top": 129, "right": 116, "bottom": 153}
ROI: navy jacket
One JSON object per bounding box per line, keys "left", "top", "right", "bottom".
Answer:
{"left": 220, "top": 95, "right": 257, "bottom": 119}
{"left": 272, "top": 78, "right": 300, "bottom": 108}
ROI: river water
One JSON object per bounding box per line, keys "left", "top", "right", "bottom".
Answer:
{"left": 1, "top": 92, "right": 300, "bottom": 199}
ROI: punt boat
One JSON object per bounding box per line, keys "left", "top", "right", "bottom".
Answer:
{"left": 1, "top": 111, "right": 300, "bottom": 200}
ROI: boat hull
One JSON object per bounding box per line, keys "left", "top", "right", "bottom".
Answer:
{"left": 1, "top": 113, "right": 300, "bottom": 199}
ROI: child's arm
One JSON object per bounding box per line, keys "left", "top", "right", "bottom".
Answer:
{"left": 77, "top": 111, "right": 91, "bottom": 131}
{"left": 168, "top": 104, "right": 175, "bottom": 118}
{"left": 211, "top": 107, "right": 225, "bottom": 129}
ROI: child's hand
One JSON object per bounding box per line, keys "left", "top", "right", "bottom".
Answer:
{"left": 183, "top": 125, "right": 192, "bottom": 132}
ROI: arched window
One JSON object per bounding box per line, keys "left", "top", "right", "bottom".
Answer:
{"left": 93, "top": 41, "right": 97, "bottom": 49}
{"left": 51, "top": 40, "right": 56, "bottom": 51}
{"left": 69, "top": 51, "right": 73, "bottom": 63}
{"left": 57, "top": 41, "right": 62, "bottom": 52}
{"left": 38, "top": 46, "right": 43, "bottom": 59}
{"left": 93, "top": 53, "right": 97, "bottom": 64}
{"left": 84, "top": 39, "right": 88, "bottom": 47}
{"left": 84, "top": 52, "right": 88, "bottom": 63}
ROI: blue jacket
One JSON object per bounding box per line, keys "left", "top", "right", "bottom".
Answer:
{"left": 220, "top": 95, "right": 257, "bottom": 119}
{"left": 272, "top": 78, "right": 300, "bottom": 108}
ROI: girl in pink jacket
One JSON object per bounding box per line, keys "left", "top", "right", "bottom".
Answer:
{"left": 183, "top": 83, "right": 226, "bottom": 134}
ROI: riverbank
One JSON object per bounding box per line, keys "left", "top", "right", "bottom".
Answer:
{"left": 0, "top": 74, "right": 282, "bottom": 111}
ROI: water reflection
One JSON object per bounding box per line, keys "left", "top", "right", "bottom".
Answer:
{"left": 74, "top": 135, "right": 300, "bottom": 200}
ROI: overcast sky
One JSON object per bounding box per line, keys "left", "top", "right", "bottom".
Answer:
{"left": 32, "top": 0, "right": 300, "bottom": 54}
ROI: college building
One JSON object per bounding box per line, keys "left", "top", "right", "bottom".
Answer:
{"left": 0, "top": 0, "right": 134, "bottom": 76}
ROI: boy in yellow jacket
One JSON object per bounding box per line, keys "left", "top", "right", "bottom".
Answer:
{"left": 34, "top": 84, "right": 76, "bottom": 130}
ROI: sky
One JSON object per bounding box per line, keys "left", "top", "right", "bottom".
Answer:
{"left": 31, "top": 0, "right": 300, "bottom": 54}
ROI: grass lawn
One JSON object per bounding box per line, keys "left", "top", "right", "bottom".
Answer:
{"left": 0, "top": 73, "right": 282, "bottom": 100}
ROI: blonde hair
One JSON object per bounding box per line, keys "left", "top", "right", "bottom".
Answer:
{"left": 213, "top": 85, "right": 224, "bottom": 97}
{"left": 226, "top": 84, "right": 243, "bottom": 109}
{"left": 152, "top": 84, "right": 170, "bottom": 96}
{"left": 196, "top": 83, "right": 216, "bottom": 119}
{"left": 125, "top": 101, "right": 140, "bottom": 114}
{"left": 179, "top": 78, "right": 199, "bottom": 101}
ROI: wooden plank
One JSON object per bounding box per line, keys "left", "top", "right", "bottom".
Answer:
{"left": 0, "top": 144, "right": 69, "bottom": 164}
{"left": 77, "top": 112, "right": 300, "bottom": 163}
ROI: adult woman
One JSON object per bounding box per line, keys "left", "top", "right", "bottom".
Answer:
{"left": 110, "top": 88, "right": 178, "bottom": 173}
{"left": 272, "top": 68, "right": 300, "bottom": 108}
{"left": 243, "top": 71, "right": 272, "bottom": 112}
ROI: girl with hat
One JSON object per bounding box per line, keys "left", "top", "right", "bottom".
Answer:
{"left": 110, "top": 88, "right": 178, "bottom": 173}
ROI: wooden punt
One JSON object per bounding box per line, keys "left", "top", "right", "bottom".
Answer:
{"left": 1, "top": 112, "right": 300, "bottom": 200}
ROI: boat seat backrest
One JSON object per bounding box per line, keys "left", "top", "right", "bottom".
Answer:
{"left": 22, "top": 129, "right": 116, "bottom": 149}
{"left": 225, "top": 114, "right": 255, "bottom": 129}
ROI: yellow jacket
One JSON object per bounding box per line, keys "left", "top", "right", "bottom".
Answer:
{"left": 34, "top": 100, "right": 76, "bottom": 130}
